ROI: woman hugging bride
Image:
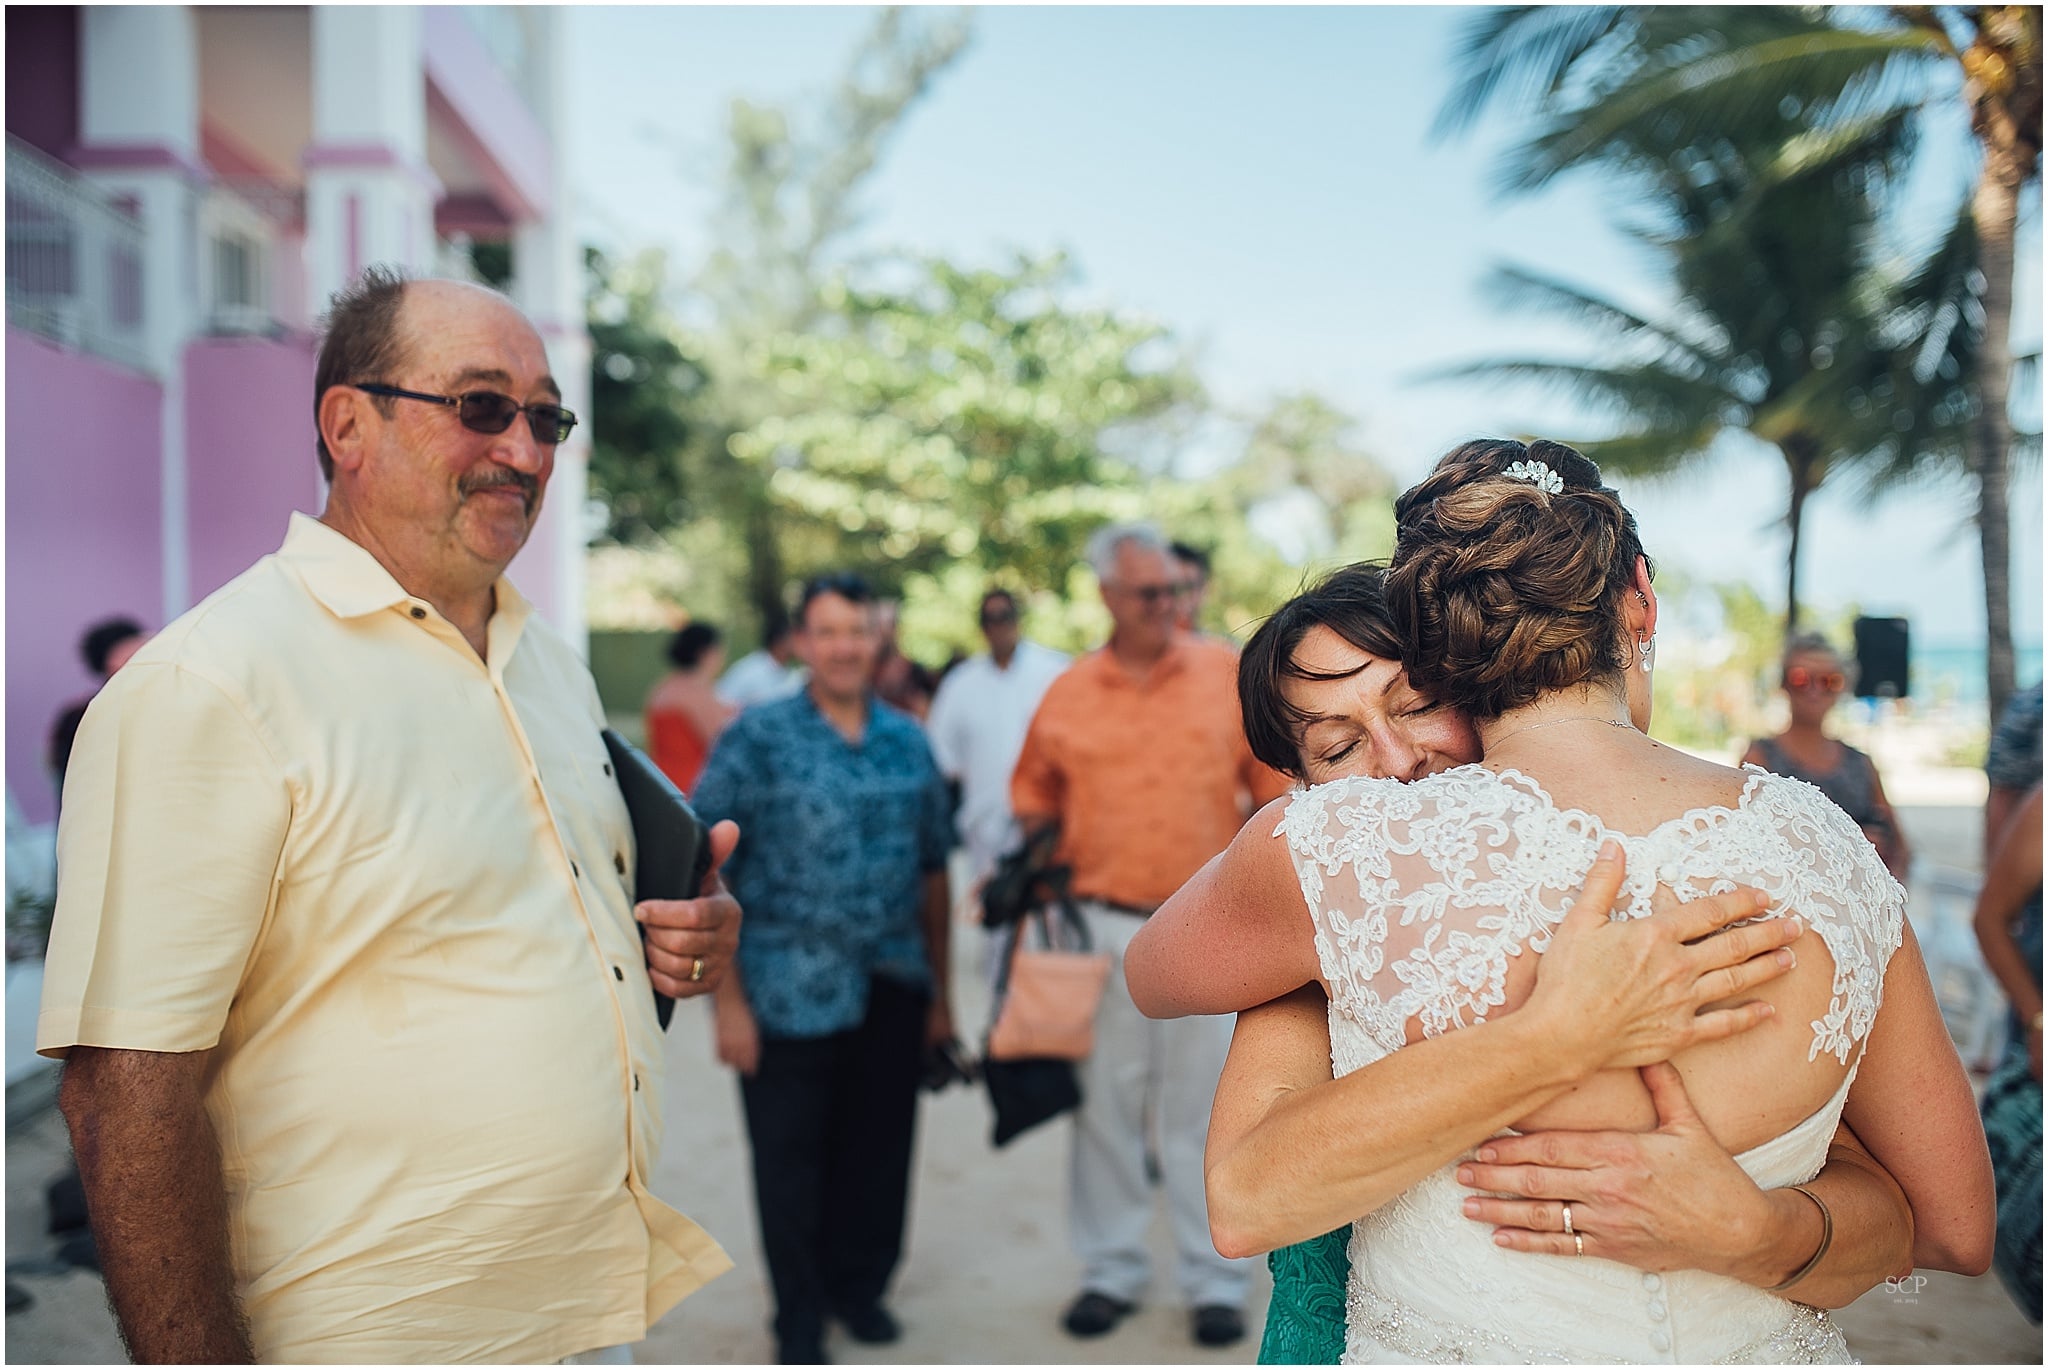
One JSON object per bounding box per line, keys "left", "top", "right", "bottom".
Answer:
{"left": 1126, "top": 438, "right": 1993, "bottom": 1363}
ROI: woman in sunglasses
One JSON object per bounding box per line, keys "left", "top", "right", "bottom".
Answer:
{"left": 1743, "top": 634, "right": 1911, "bottom": 880}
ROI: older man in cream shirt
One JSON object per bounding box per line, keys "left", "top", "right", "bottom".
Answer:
{"left": 40, "top": 268, "right": 737, "bottom": 1363}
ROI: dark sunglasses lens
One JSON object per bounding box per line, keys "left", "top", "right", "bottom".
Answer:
{"left": 456, "top": 392, "right": 521, "bottom": 434}
{"left": 527, "top": 405, "right": 574, "bottom": 444}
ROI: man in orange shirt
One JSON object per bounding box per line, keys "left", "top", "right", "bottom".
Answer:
{"left": 1012, "top": 523, "right": 1288, "bottom": 1350}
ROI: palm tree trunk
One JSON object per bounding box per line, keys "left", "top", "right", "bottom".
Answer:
{"left": 1782, "top": 447, "right": 1818, "bottom": 638}
{"left": 1969, "top": 160, "right": 2020, "bottom": 724}
{"left": 1960, "top": 6, "right": 2038, "bottom": 722}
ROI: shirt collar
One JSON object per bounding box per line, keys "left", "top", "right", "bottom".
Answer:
{"left": 279, "top": 511, "right": 531, "bottom": 639}
{"left": 1087, "top": 632, "right": 1193, "bottom": 686}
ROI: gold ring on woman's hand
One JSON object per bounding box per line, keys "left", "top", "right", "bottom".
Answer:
{"left": 1574, "top": 1233, "right": 1585, "bottom": 1257}
{"left": 1561, "top": 1203, "right": 1574, "bottom": 1236}
{"left": 690, "top": 956, "right": 706, "bottom": 983}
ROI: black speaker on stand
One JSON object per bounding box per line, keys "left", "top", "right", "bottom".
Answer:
{"left": 1852, "top": 617, "right": 1910, "bottom": 699}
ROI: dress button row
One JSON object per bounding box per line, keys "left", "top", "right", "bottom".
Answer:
{"left": 1647, "top": 1298, "right": 1667, "bottom": 1321}
{"left": 1641, "top": 1272, "right": 1662, "bottom": 1292}
{"left": 1649, "top": 1330, "right": 1671, "bottom": 1353}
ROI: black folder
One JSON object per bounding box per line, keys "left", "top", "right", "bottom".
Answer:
{"left": 602, "top": 728, "right": 714, "bottom": 1030}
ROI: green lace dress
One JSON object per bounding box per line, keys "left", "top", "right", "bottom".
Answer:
{"left": 1258, "top": 1227, "right": 1350, "bottom": 1363}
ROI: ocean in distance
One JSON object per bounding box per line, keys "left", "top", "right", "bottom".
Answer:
{"left": 1907, "top": 644, "right": 2044, "bottom": 707}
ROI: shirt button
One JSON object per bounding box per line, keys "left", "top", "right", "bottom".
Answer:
{"left": 1648, "top": 1299, "right": 1667, "bottom": 1321}
{"left": 614, "top": 853, "right": 627, "bottom": 875}
{"left": 603, "top": 763, "right": 613, "bottom": 776}
{"left": 409, "top": 605, "right": 426, "bottom": 620}
{"left": 632, "top": 1074, "right": 640, "bottom": 1091}
{"left": 1649, "top": 1330, "right": 1670, "bottom": 1352}
{"left": 1642, "top": 1273, "right": 1662, "bottom": 1292}
{"left": 613, "top": 965, "right": 624, "bottom": 981}
{"left": 571, "top": 860, "right": 581, "bottom": 879}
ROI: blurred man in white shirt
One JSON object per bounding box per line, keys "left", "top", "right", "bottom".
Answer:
{"left": 925, "top": 589, "right": 1069, "bottom": 888}
{"left": 716, "top": 611, "right": 805, "bottom": 711}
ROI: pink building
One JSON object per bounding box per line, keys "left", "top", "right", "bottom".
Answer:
{"left": 5, "top": 6, "right": 593, "bottom": 825}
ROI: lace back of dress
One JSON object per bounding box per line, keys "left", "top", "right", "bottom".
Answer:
{"left": 1280, "top": 765, "right": 1905, "bottom": 1070}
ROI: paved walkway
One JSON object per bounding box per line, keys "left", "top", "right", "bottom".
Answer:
{"left": 6, "top": 803, "right": 2040, "bottom": 1363}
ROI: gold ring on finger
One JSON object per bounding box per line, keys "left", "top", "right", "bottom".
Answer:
{"left": 1561, "top": 1202, "right": 1574, "bottom": 1236}
{"left": 690, "top": 956, "right": 706, "bottom": 983}
{"left": 1574, "top": 1233, "right": 1585, "bottom": 1257}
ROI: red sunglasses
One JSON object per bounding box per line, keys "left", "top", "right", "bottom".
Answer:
{"left": 1784, "top": 666, "right": 1847, "bottom": 693}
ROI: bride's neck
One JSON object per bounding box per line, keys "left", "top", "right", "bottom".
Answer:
{"left": 1477, "top": 683, "right": 1637, "bottom": 757}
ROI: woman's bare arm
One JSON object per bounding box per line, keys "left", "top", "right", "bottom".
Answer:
{"left": 1217, "top": 994, "right": 1916, "bottom": 1306}
{"left": 1972, "top": 784, "right": 2042, "bottom": 1057}
{"left": 1864, "top": 759, "right": 1912, "bottom": 880}
{"left": 1200, "top": 847, "right": 1801, "bottom": 1255}
{"left": 1838, "top": 919, "right": 1996, "bottom": 1275}
{"left": 1127, "top": 794, "right": 1320, "bottom": 1019}
{"left": 1458, "top": 1073, "right": 1913, "bottom": 1308}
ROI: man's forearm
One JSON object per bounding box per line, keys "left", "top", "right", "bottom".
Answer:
{"left": 61, "top": 1048, "right": 253, "bottom": 1363}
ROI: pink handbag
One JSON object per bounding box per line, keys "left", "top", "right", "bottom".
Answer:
{"left": 985, "top": 906, "right": 1111, "bottom": 1062}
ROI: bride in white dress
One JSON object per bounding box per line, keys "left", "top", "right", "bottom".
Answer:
{"left": 1129, "top": 440, "right": 1993, "bottom": 1363}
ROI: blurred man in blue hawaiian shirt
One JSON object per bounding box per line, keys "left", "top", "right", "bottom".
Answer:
{"left": 694, "top": 572, "right": 955, "bottom": 1365}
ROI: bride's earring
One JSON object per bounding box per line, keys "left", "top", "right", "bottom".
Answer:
{"left": 1637, "top": 633, "right": 1655, "bottom": 674}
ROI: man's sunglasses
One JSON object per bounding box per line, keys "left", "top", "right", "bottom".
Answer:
{"left": 1784, "top": 666, "right": 1847, "bottom": 693}
{"left": 1120, "top": 582, "right": 1190, "bottom": 606}
{"left": 353, "top": 383, "right": 578, "bottom": 445}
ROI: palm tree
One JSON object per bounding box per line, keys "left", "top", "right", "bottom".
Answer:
{"left": 1437, "top": 3, "right": 2041, "bottom": 718}
{"left": 1434, "top": 94, "right": 1928, "bottom": 630}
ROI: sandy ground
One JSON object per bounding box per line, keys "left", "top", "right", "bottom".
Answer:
{"left": 6, "top": 800, "right": 2040, "bottom": 1364}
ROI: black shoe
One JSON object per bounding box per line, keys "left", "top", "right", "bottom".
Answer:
{"left": 1062, "top": 1290, "right": 1136, "bottom": 1338}
{"left": 1191, "top": 1304, "right": 1245, "bottom": 1347}
{"left": 836, "top": 1304, "right": 900, "bottom": 1345}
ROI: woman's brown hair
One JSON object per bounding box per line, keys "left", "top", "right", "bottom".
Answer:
{"left": 1387, "top": 438, "right": 1652, "bottom": 720}
{"left": 1238, "top": 563, "right": 1409, "bottom": 779}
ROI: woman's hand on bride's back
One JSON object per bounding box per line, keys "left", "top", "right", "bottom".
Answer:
{"left": 1529, "top": 842, "right": 1803, "bottom": 1073}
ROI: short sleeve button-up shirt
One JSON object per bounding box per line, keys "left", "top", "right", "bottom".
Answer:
{"left": 692, "top": 691, "right": 953, "bottom": 1039}
{"left": 38, "top": 514, "right": 730, "bottom": 1363}
{"left": 1011, "top": 634, "right": 1290, "bottom": 909}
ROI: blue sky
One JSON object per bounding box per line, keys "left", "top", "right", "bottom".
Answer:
{"left": 567, "top": 5, "right": 2042, "bottom": 659}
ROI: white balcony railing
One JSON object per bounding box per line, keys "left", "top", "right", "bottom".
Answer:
{"left": 5, "top": 135, "right": 149, "bottom": 372}
{"left": 199, "top": 181, "right": 284, "bottom": 336}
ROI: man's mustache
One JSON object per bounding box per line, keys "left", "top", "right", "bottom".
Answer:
{"left": 460, "top": 469, "right": 539, "bottom": 513}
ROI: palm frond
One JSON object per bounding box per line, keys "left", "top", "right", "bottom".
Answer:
{"left": 1426, "top": 356, "right": 1745, "bottom": 433}
{"left": 1573, "top": 420, "right": 1728, "bottom": 477}
{"left": 1477, "top": 264, "right": 1728, "bottom": 367}
{"left": 1501, "top": 25, "right": 1938, "bottom": 193}
{"left": 1433, "top": 6, "right": 1635, "bottom": 140}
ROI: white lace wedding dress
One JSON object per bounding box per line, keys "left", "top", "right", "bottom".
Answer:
{"left": 1278, "top": 764, "right": 1905, "bottom": 1364}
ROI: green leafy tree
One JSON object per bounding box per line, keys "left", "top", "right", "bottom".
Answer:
{"left": 1438, "top": 3, "right": 2041, "bottom": 715}
{"left": 584, "top": 247, "right": 707, "bottom": 543}
{"left": 679, "top": 7, "right": 973, "bottom": 629}
{"left": 728, "top": 252, "right": 1204, "bottom": 659}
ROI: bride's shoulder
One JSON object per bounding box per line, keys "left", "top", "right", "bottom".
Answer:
{"left": 1279, "top": 765, "right": 1526, "bottom": 844}
{"left": 1288, "top": 763, "right": 1507, "bottom": 811}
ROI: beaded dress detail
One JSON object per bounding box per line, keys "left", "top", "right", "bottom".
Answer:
{"left": 1278, "top": 765, "right": 1904, "bottom": 1364}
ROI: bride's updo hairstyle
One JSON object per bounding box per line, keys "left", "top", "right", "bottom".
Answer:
{"left": 1387, "top": 438, "right": 1651, "bottom": 720}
